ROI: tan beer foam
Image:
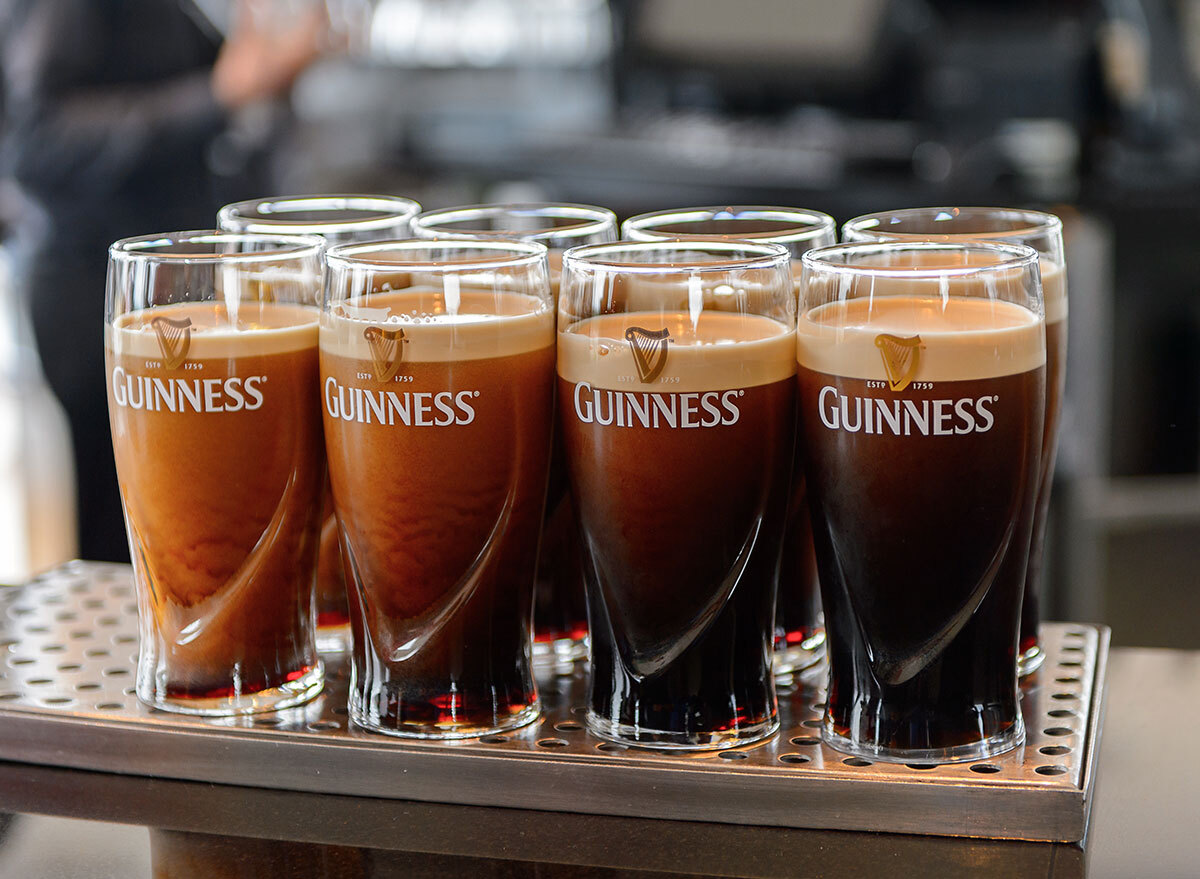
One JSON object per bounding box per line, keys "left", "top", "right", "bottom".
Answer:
{"left": 108, "top": 302, "right": 318, "bottom": 359}
{"left": 321, "top": 288, "right": 553, "bottom": 363}
{"left": 797, "top": 295, "right": 1044, "bottom": 381}
{"left": 1041, "top": 260, "right": 1067, "bottom": 324}
{"left": 558, "top": 311, "right": 795, "bottom": 392}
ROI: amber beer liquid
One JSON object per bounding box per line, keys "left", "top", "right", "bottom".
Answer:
{"left": 559, "top": 310, "right": 795, "bottom": 747}
{"left": 321, "top": 288, "right": 554, "bottom": 737}
{"left": 798, "top": 295, "right": 1045, "bottom": 757}
{"left": 106, "top": 302, "right": 323, "bottom": 703}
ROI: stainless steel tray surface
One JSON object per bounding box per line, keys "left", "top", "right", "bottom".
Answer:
{"left": 0, "top": 562, "right": 1108, "bottom": 842}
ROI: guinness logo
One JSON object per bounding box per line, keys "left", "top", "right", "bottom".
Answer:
{"left": 625, "top": 326, "right": 671, "bottom": 384}
{"left": 151, "top": 316, "right": 192, "bottom": 370}
{"left": 874, "top": 333, "right": 924, "bottom": 392}
{"left": 364, "top": 326, "right": 406, "bottom": 384}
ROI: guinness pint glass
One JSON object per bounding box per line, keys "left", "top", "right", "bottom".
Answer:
{"left": 321, "top": 240, "right": 554, "bottom": 738}
{"left": 842, "top": 208, "right": 1067, "bottom": 676}
{"left": 559, "top": 240, "right": 795, "bottom": 749}
{"left": 797, "top": 241, "right": 1045, "bottom": 762}
{"left": 219, "top": 194, "right": 422, "bottom": 654}
{"left": 412, "top": 203, "right": 617, "bottom": 670}
{"left": 105, "top": 232, "right": 327, "bottom": 715}
{"left": 622, "top": 206, "right": 837, "bottom": 677}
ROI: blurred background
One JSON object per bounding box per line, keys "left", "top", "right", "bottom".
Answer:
{"left": 0, "top": 0, "right": 1197, "bottom": 649}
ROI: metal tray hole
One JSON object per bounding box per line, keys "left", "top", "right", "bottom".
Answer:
{"left": 84, "top": 648, "right": 109, "bottom": 658}
{"left": 111, "top": 586, "right": 132, "bottom": 597}
{"left": 906, "top": 763, "right": 938, "bottom": 770}
{"left": 0, "top": 693, "right": 20, "bottom": 701}
{"left": 812, "top": 702, "right": 826, "bottom": 711}
{"left": 96, "top": 702, "right": 123, "bottom": 710}
{"left": 56, "top": 663, "right": 81, "bottom": 672}
{"left": 570, "top": 706, "right": 587, "bottom": 716}
{"left": 82, "top": 599, "right": 104, "bottom": 610}
{"left": 596, "top": 742, "right": 627, "bottom": 753}
{"left": 1061, "top": 644, "right": 1083, "bottom": 652}
{"left": 789, "top": 735, "right": 821, "bottom": 746}
{"left": 42, "top": 697, "right": 73, "bottom": 706}
{"left": 123, "top": 687, "right": 136, "bottom": 696}
{"left": 479, "top": 735, "right": 508, "bottom": 744}
{"left": 1040, "top": 745, "right": 1072, "bottom": 756}
{"left": 124, "top": 604, "right": 138, "bottom": 615}
{"left": 718, "top": 751, "right": 748, "bottom": 760}
{"left": 25, "top": 626, "right": 48, "bottom": 634}
{"left": 41, "top": 645, "right": 65, "bottom": 654}
{"left": 1058, "top": 660, "right": 1082, "bottom": 668}
{"left": 1044, "top": 727, "right": 1074, "bottom": 737}
{"left": 1035, "top": 765, "right": 1069, "bottom": 776}
{"left": 779, "top": 753, "right": 810, "bottom": 765}
{"left": 307, "top": 721, "right": 340, "bottom": 732}
{"left": 9, "top": 606, "right": 33, "bottom": 617}
{"left": 54, "top": 612, "right": 77, "bottom": 623}
{"left": 114, "top": 635, "right": 137, "bottom": 645}
{"left": 9, "top": 657, "right": 33, "bottom": 666}
{"left": 553, "top": 721, "right": 583, "bottom": 732}
{"left": 253, "top": 717, "right": 283, "bottom": 727}
{"left": 102, "top": 668, "right": 129, "bottom": 677}
{"left": 1055, "top": 676, "right": 1081, "bottom": 684}
{"left": 76, "top": 683, "right": 101, "bottom": 692}
{"left": 70, "top": 631, "right": 92, "bottom": 640}
{"left": 26, "top": 678, "right": 52, "bottom": 686}
{"left": 1066, "top": 629, "right": 1088, "bottom": 638}
{"left": 1047, "top": 708, "right": 1078, "bottom": 718}
{"left": 330, "top": 706, "right": 348, "bottom": 716}
{"left": 970, "top": 764, "right": 1001, "bottom": 774}
{"left": 1051, "top": 693, "right": 1078, "bottom": 701}
{"left": 801, "top": 719, "right": 822, "bottom": 729}
{"left": 843, "top": 757, "right": 872, "bottom": 767}
{"left": 69, "top": 583, "right": 89, "bottom": 594}
{"left": 537, "top": 738, "right": 569, "bottom": 749}
{"left": 98, "top": 617, "right": 119, "bottom": 628}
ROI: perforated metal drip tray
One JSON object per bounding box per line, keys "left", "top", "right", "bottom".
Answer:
{"left": 0, "top": 562, "right": 1108, "bottom": 843}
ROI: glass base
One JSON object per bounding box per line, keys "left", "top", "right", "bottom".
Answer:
{"left": 585, "top": 710, "right": 780, "bottom": 752}
{"left": 1018, "top": 642, "right": 1045, "bottom": 676}
{"left": 773, "top": 629, "right": 827, "bottom": 678}
{"left": 316, "top": 623, "right": 351, "bottom": 655}
{"left": 350, "top": 698, "right": 542, "bottom": 740}
{"left": 533, "top": 636, "right": 588, "bottom": 674}
{"left": 136, "top": 662, "right": 325, "bottom": 717}
{"left": 822, "top": 713, "right": 1025, "bottom": 765}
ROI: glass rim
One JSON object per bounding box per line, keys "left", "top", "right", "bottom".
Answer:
{"left": 842, "top": 206, "right": 1063, "bottom": 242}
{"left": 411, "top": 202, "right": 617, "bottom": 242}
{"left": 325, "top": 237, "right": 549, "bottom": 272}
{"left": 802, "top": 241, "right": 1040, "bottom": 278}
{"left": 109, "top": 230, "right": 326, "bottom": 265}
{"left": 563, "top": 239, "right": 792, "bottom": 275}
{"left": 217, "top": 194, "right": 421, "bottom": 235}
{"left": 623, "top": 205, "right": 837, "bottom": 244}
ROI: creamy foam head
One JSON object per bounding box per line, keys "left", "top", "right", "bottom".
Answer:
{"left": 321, "top": 288, "right": 553, "bottom": 362}
{"left": 797, "top": 296, "right": 1045, "bottom": 381}
{"left": 559, "top": 311, "right": 795, "bottom": 392}
{"left": 107, "top": 301, "right": 318, "bottom": 359}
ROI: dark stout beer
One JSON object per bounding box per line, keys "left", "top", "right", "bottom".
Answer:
{"left": 1021, "top": 261, "right": 1067, "bottom": 662}
{"left": 322, "top": 288, "right": 554, "bottom": 737}
{"left": 107, "top": 302, "right": 323, "bottom": 702}
{"left": 797, "top": 294, "right": 1044, "bottom": 757}
{"left": 559, "top": 310, "right": 795, "bottom": 747}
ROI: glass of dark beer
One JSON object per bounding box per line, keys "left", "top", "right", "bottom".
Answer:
{"left": 842, "top": 208, "right": 1066, "bottom": 676}
{"left": 321, "top": 239, "right": 555, "bottom": 738}
{"left": 105, "top": 231, "right": 327, "bottom": 715}
{"left": 622, "top": 206, "right": 837, "bottom": 678}
{"left": 559, "top": 240, "right": 796, "bottom": 749}
{"left": 412, "top": 203, "right": 618, "bottom": 671}
{"left": 797, "top": 240, "right": 1046, "bottom": 762}
{"left": 218, "top": 195, "right": 422, "bottom": 655}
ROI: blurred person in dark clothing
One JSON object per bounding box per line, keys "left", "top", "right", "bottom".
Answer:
{"left": 0, "top": 0, "right": 325, "bottom": 562}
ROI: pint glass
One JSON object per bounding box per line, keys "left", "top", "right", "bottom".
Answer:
{"left": 622, "top": 206, "right": 837, "bottom": 677}
{"left": 321, "top": 240, "right": 554, "bottom": 738}
{"left": 411, "top": 203, "right": 617, "bottom": 669}
{"left": 219, "top": 195, "right": 421, "bottom": 654}
{"left": 842, "top": 208, "right": 1066, "bottom": 675}
{"left": 559, "top": 240, "right": 795, "bottom": 749}
{"left": 796, "top": 241, "right": 1045, "bottom": 762}
{"left": 105, "top": 231, "right": 326, "bottom": 715}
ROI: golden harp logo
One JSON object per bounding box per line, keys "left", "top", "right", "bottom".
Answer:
{"left": 150, "top": 316, "right": 192, "bottom": 370}
{"left": 364, "top": 326, "right": 406, "bottom": 384}
{"left": 625, "top": 326, "right": 672, "bottom": 384}
{"left": 874, "top": 334, "right": 924, "bottom": 392}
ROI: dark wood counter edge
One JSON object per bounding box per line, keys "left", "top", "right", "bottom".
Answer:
{"left": 0, "top": 761, "right": 1080, "bottom": 878}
